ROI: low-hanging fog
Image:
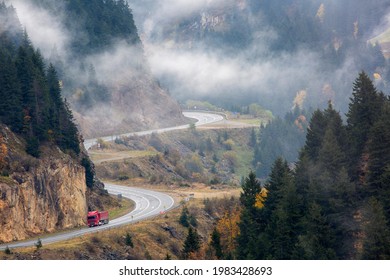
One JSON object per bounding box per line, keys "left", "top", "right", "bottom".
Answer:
{"left": 128, "top": 0, "right": 390, "bottom": 115}
{"left": 5, "top": 0, "right": 190, "bottom": 138}
{"left": 5, "top": 0, "right": 390, "bottom": 118}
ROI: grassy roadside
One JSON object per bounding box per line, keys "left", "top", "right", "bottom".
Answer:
{"left": 89, "top": 150, "right": 159, "bottom": 164}
{"left": 1, "top": 185, "right": 240, "bottom": 260}
{"left": 106, "top": 194, "right": 135, "bottom": 221}
{"left": 0, "top": 194, "right": 135, "bottom": 254}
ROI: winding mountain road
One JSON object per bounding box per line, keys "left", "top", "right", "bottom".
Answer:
{"left": 0, "top": 111, "right": 224, "bottom": 250}
{"left": 0, "top": 184, "right": 174, "bottom": 250}
{"left": 84, "top": 111, "right": 224, "bottom": 150}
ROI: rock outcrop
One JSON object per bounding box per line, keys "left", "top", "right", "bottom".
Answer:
{"left": 0, "top": 125, "right": 88, "bottom": 243}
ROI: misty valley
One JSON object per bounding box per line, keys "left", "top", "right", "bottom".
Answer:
{"left": 1, "top": 0, "right": 390, "bottom": 261}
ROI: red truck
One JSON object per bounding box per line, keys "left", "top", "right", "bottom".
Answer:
{"left": 87, "top": 210, "right": 109, "bottom": 227}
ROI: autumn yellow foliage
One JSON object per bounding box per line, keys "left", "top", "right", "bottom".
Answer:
{"left": 316, "top": 4, "right": 325, "bottom": 23}
{"left": 293, "top": 90, "right": 307, "bottom": 110}
{"left": 0, "top": 136, "right": 8, "bottom": 171}
{"left": 373, "top": 73, "right": 382, "bottom": 80}
{"left": 216, "top": 207, "right": 241, "bottom": 253}
{"left": 255, "top": 188, "right": 268, "bottom": 209}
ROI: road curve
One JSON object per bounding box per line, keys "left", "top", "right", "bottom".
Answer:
{"left": 0, "top": 112, "right": 223, "bottom": 250}
{"left": 0, "top": 184, "right": 175, "bottom": 250}
{"left": 84, "top": 111, "right": 224, "bottom": 150}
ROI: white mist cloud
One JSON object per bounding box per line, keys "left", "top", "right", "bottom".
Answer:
{"left": 7, "top": 0, "right": 145, "bottom": 86}
{"left": 86, "top": 40, "right": 145, "bottom": 84}
{"left": 128, "top": 0, "right": 360, "bottom": 113}
{"left": 370, "top": 11, "right": 390, "bottom": 43}
{"left": 146, "top": 43, "right": 330, "bottom": 104}
{"left": 7, "top": 0, "right": 69, "bottom": 58}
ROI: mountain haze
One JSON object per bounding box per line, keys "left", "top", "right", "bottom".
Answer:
{"left": 129, "top": 0, "right": 390, "bottom": 114}
{"left": 0, "top": 3, "right": 101, "bottom": 242}
{"left": 8, "top": 0, "right": 187, "bottom": 138}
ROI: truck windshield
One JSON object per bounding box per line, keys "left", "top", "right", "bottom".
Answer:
{"left": 87, "top": 216, "right": 96, "bottom": 220}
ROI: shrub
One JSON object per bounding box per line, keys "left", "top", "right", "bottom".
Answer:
{"left": 184, "top": 155, "right": 203, "bottom": 174}
{"left": 4, "top": 246, "right": 11, "bottom": 255}
{"left": 35, "top": 238, "right": 42, "bottom": 250}
{"left": 222, "top": 151, "right": 238, "bottom": 168}
{"left": 125, "top": 232, "right": 134, "bottom": 248}
{"left": 26, "top": 137, "right": 40, "bottom": 158}
{"left": 118, "top": 174, "right": 129, "bottom": 181}
{"left": 179, "top": 207, "right": 190, "bottom": 227}
{"left": 81, "top": 157, "right": 94, "bottom": 188}
{"left": 223, "top": 139, "right": 235, "bottom": 150}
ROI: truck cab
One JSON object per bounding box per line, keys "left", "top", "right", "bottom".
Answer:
{"left": 87, "top": 210, "right": 109, "bottom": 227}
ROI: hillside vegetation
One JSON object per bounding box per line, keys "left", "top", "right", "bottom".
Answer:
{"left": 236, "top": 72, "right": 390, "bottom": 260}
{"left": 23, "top": 0, "right": 186, "bottom": 138}
{"left": 94, "top": 128, "right": 257, "bottom": 186}
{"left": 10, "top": 72, "right": 388, "bottom": 260}
{"left": 0, "top": 3, "right": 116, "bottom": 243}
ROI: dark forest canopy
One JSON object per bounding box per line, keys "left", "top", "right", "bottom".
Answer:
{"left": 31, "top": 0, "right": 141, "bottom": 56}
{"left": 0, "top": 2, "right": 80, "bottom": 157}
{"left": 236, "top": 72, "right": 390, "bottom": 260}
{"left": 26, "top": 0, "right": 143, "bottom": 111}
{"left": 253, "top": 107, "right": 310, "bottom": 178}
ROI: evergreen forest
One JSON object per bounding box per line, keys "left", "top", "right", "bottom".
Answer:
{"left": 0, "top": 3, "right": 80, "bottom": 157}
{"left": 233, "top": 72, "right": 390, "bottom": 259}
{"left": 31, "top": 0, "right": 142, "bottom": 110}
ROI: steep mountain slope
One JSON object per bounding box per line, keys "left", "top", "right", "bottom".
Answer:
{"left": 0, "top": 125, "right": 87, "bottom": 243}
{"left": 13, "top": 0, "right": 187, "bottom": 138}
{"left": 0, "top": 3, "right": 105, "bottom": 243}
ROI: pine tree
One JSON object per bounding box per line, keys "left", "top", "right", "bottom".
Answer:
{"left": 240, "top": 170, "right": 262, "bottom": 209}
{"left": 236, "top": 206, "right": 262, "bottom": 259}
{"left": 264, "top": 158, "right": 291, "bottom": 214}
{"left": 346, "top": 72, "right": 385, "bottom": 180}
{"left": 0, "top": 51, "right": 23, "bottom": 132}
{"left": 362, "top": 198, "right": 390, "bottom": 259}
{"left": 179, "top": 207, "right": 190, "bottom": 227}
{"left": 236, "top": 171, "right": 265, "bottom": 259}
{"left": 304, "top": 109, "right": 326, "bottom": 161}
{"left": 47, "top": 64, "right": 62, "bottom": 132}
{"left": 318, "top": 127, "right": 346, "bottom": 179}
{"left": 56, "top": 99, "right": 80, "bottom": 155}
{"left": 16, "top": 45, "right": 35, "bottom": 138}
{"left": 264, "top": 158, "right": 301, "bottom": 259}
{"left": 367, "top": 102, "right": 390, "bottom": 212}
{"left": 297, "top": 203, "right": 337, "bottom": 259}
{"left": 182, "top": 227, "right": 201, "bottom": 259}
{"left": 294, "top": 150, "right": 312, "bottom": 208}
{"left": 125, "top": 232, "right": 134, "bottom": 248}
{"left": 210, "top": 228, "right": 223, "bottom": 259}
{"left": 323, "top": 101, "right": 347, "bottom": 150}
{"left": 0, "top": 2, "right": 83, "bottom": 160}
{"left": 31, "top": 49, "right": 51, "bottom": 140}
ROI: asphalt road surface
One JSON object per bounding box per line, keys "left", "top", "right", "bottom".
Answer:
{"left": 84, "top": 111, "right": 224, "bottom": 150}
{"left": 0, "top": 112, "right": 223, "bottom": 250}
{"left": 0, "top": 184, "right": 174, "bottom": 250}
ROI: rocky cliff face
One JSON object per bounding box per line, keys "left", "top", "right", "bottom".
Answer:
{"left": 0, "top": 125, "right": 87, "bottom": 243}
